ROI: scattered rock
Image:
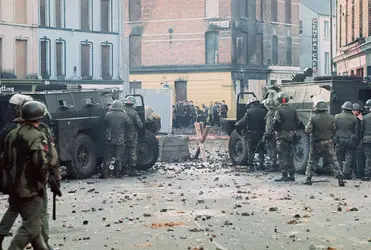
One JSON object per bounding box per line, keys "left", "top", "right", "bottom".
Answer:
{"left": 349, "top": 207, "right": 359, "bottom": 212}
{"left": 143, "top": 213, "right": 152, "bottom": 217}
{"left": 83, "top": 220, "right": 88, "bottom": 225}
{"left": 160, "top": 209, "right": 168, "bottom": 213}
{"left": 269, "top": 207, "right": 278, "bottom": 212}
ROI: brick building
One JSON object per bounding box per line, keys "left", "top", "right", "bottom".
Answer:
{"left": 125, "top": 0, "right": 300, "bottom": 114}
{"left": 334, "top": 0, "right": 371, "bottom": 77}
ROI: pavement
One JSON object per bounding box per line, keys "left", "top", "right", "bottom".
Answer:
{"left": 1, "top": 140, "right": 371, "bottom": 250}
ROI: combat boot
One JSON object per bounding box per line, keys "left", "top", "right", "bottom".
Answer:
{"left": 274, "top": 172, "right": 288, "bottom": 182}
{"left": 0, "top": 235, "right": 4, "bottom": 250}
{"left": 286, "top": 172, "right": 295, "bottom": 182}
{"left": 100, "top": 169, "right": 108, "bottom": 179}
{"left": 362, "top": 175, "right": 370, "bottom": 181}
{"left": 304, "top": 177, "right": 312, "bottom": 185}
{"left": 338, "top": 176, "right": 345, "bottom": 187}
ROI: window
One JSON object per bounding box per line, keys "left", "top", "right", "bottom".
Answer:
{"left": 235, "top": 37, "right": 244, "bottom": 64}
{"left": 339, "top": 4, "right": 342, "bottom": 47}
{"left": 129, "top": 35, "right": 142, "bottom": 67}
{"left": 286, "top": 37, "right": 292, "bottom": 66}
{"left": 101, "top": 0, "right": 110, "bottom": 32}
{"left": 256, "top": 33, "right": 263, "bottom": 65}
{"left": 101, "top": 44, "right": 112, "bottom": 79}
{"left": 55, "top": 0, "right": 64, "bottom": 28}
{"left": 81, "top": 0, "right": 90, "bottom": 30}
{"left": 80, "top": 43, "right": 92, "bottom": 79}
{"left": 0, "top": 38, "right": 2, "bottom": 72}
{"left": 367, "top": 65, "right": 371, "bottom": 77}
{"left": 40, "top": 0, "right": 46, "bottom": 26}
{"left": 15, "top": 40, "right": 27, "bottom": 78}
{"left": 40, "top": 39, "right": 50, "bottom": 78}
{"left": 84, "top": 97, "right": 93, "bottom": 104}
{"left": 360, "top": 0, "right": 363, "bottom": 37}
{"left": 205, "top": 0, "right": 219, "bottom": 18}
{"left": 130, "top": 81, "right": 142, "bottom": 93}
{"left": 351, "top": 70, "right": 354, "bottom": 76}
{"left": 129, "top": 0, "right": 141, "bottom": 22}
{"left": 272, "top": 35, "right": 278, "bottom": 65}
{"left": 256, "top": 0, "right": 263, "bottom": 21}
{"left": 56, "top": 41, "right": 66, "bottom": 78}
{"left": 205, "top": 31, "right": 219, "bottom": 64}
{"left": 324, "top": 21, "right": 329, "bottom": 39}
{"left": 299, "top": 20, "right": 303, "bottom": 34}
{"left": 356, "top": 68, "right": 364, "bottom": 77}
{"left": 324, "top": 52, "right": 329, "bottom": 75}
{"left": 271, "top": 0, "right": 277, "bottom": 22}
{"left": 15, "top": 0, "right": 27, "bottom": 24}
{"left": 351, "top": 0, "right": 355, "bottom": 41}
{"left": 285, "top": 0, "right": 291, "bottom": 24}
{"left": 240, "top": 0, "right": 247, "bottom": 18}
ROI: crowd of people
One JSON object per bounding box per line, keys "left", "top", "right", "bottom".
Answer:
{"left": 172, "top": 100, "right": 228, "bottom": 128}
{"left": 235, "top": 92, "right": 371, "bottom": 186}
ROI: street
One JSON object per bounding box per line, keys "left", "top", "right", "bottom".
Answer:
{"left": 1, "top": 140, "right": 371, "bottom": 250}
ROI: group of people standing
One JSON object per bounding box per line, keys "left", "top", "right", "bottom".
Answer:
{"left": 173, "top": 100, "right": 228, "bottom": 128}
{"left": 100, "top": 96, "right": 142, "bottom": 179}
{"left": 235, "top": 91, "right": 371, "bottom": 186}
{"left": 0, "top": 94, "right": 61, "bottom": 250}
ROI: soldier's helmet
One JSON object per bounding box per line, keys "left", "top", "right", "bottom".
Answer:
{"left": 276, "top": 92, "right": 289, "bottom": 104}
{"left": 21, "top": 101, "right": 45, "bottom": 121}
{"left": 110, "top": 100, "right": 124, "bottom": 110}
{"left": 341, "top": 101, "right": 353, "bottom": 111}
{"left": 263, "top": 99, "right": 277, "bottom": 109}
{"left": 9, "top": 94, "right": 34, "bottom": 114}
{"left": 352, "top": 103, "right": 363, "bottom": 111}
{"left": 364, "top": 99, "right": 371, "bottom": 110}
{"left": 313, "top": 101, "right": 329, "bottom": 111}
{"left": 124, "top": 96, "right": 136, "bottom": 105}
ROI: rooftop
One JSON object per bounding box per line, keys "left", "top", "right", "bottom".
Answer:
{"left": 301, "top": 0, "right": 336, "bottom": 16}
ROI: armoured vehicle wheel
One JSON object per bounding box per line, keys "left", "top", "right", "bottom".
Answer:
{"left": 70, "top": 133, "right": 97, "bottom": 178}
{"left": 293, "top": 131, "right": 310, "bottom": 174}
{"left": 136, "top": 131, "right": 159, "bottom": 170}
{"left": 228, "top": 130, "right": 248, "bottom": 165}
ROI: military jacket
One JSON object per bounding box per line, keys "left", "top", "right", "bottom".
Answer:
{"left": 236, "top": 106, "right": 267, "bottom": 132}
{"left": 124, "top": 106, "right": 143, "bottom": 133}
{"left": 305, "top": 112, "right": 336, "bottom": 140}
{"left": 334, "top": 111, "right": 358, "bottom": 138}
{"left": 265, "top": 109, "right": 275, "bottom": 137}
{"left": 3, "top": 123, "right": 51, "bottom": 198}
{"left": 362, "top": 113, "right": 371, "bottom": 143}
{"left": 104, "top": 110, "right": 132, "bottom": 145}
{"left": 273, "top": 104, "right": 300, "bottom": 131}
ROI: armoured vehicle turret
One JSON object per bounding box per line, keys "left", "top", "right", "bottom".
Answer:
{"left": 0, "top": 84, "right": 159, "bottom": 178}
{"left": 227, "top": 76, "right": 371, "bottom": 173}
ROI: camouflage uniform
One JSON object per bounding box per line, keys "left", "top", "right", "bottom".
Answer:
{"left": 3, "top": 122, "right": 52, "bottom": 250}
{"left": 304, "top": 107, "right": 343, "bottom": 185}
{"left": 264, "top": 107, "right": 278, "bottom": 170}
{"left": 273, "top": 99, "right": 301, "bottom": 181}
{"left": 334, "top": 104, "right": 358, "bottom": 179}
{"left": 101, "top": 104, "right": 132, "bottom": 178}
{"left": 361, "top": 112, "right": 371, "bottom": 180}
{"left": 235, "top": 101, "right": 266, "bottom": 170}
{"left": 123, "top": 105, "right": 143, "bottom": 169}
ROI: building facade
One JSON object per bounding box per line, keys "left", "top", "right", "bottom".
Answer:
{"left": 125, "top": 0, "right": 300, "bottom": 114}
{"left": 334, "top": 0, "right": 370, "bottom": 77}
{"left": 0, "top": 0, "right": 38, "bottom": 79}
{"left": 299, "top": 0, "right": 336, "bottom": 76}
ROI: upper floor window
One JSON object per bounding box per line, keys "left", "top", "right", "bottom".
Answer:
{"left": 81, "top": 0, "right": 91, "bottom": 30}
{"left": 256, "top": 33, "right": 263, "bottom": 65}
{"left": 16, "top": 0, "right": 27, "bottom": 24}
{"left": 129, "top": 0, "right": 141, "bottom": 22}
{"left": 129, "top": 35, "right": 142, "bottom": 67}
{"left": 40, "top": 38, "right": 51, "bottom": 79}
{"left": 240, "top": 0, "right": 248, "bottom": 18}
{"left": 101, "top": 0, "right": 111, "bottom": 32}
{"left": 206, "top": 0, "right": 219, "bottom": 18}
{"left": 56, "top": 40, "right": 66, "bottom": 79}
{"left": 324, "top": 21, "right": 329, "bottom": 39}
{"left": 272, "top": 35, "right": 278, "bottom": 65}
{"left": 286, "top": 37, "right": 292, "bottom": 66}
{"left": 55, "top": 0, "right": 65, "bottom": 28}
{"left": 299, "top": 20, "right": 303, "bottom": 34}
{"left": 205, "top": 31, "right": 219, "bottom": 64}
{"left": 285, "top": 0, "right": 291, "bottom": 24}
{"left": 271, "top": 0, "right": 278, "bottom": 22}
{"left": 101, "top": 43, "right": 113, "bottom": 80}
{"left": 256, "top": 0, "right": 263, "bottom": 21}
{"left": 81, "top": 42, "right": 93, "bottom": 79}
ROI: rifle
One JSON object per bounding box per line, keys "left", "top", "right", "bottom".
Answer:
{"left": 248, "top": 135, "right": 265, "bottom": 164}
{"left": 48, "top": 177, "right": 62, "bottom": 221}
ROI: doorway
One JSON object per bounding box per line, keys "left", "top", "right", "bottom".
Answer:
{"left": 175, "top": 80, "right": 187, "bottom": 102}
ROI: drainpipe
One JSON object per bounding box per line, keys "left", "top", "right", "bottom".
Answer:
{"left": 119, "top": 0, "right": 129, "bottom": 94}
{"left": 330, "top": 0, "right": 333, "bottom": 76}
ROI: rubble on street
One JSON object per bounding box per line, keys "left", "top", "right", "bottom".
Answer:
{"left": 1, "top": 140, "right": 371, "bottom": 250}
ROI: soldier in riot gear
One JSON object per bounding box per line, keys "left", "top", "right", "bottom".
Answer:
{"left": 334, "top": 101, "right": 359, "bottom": 179}
{"left": 123, "top": 96, "right": 143, "bottom": 176}
{"left": 361, "top": 99, "right": 371, "bottom": 181}
{"left": 235, "top": 100, "right": 267, "bottom": 171}
{"left": 273, "top": 92, "right": 301, "bottom": 182}
{"left": 353, "top": 103, "right": 365, "bottom": 179}
{"left": 263, "top": 99, "right": 279, "bottom": 172}
{"left": 101, "top": 100, "right": 132, "bottom": 179}
{"left": 304, "top": 101, "right": 344, "bottom": 186}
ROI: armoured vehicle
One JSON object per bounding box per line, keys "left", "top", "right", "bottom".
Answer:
{"left": 0, "top": 84, "right": 160, "bottom": 178}
{"left": 227, "top": 76, "right": 371, "bottom": 173}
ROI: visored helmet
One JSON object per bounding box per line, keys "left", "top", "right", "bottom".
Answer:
{"left": 9, "top": 94, "right": 34, "bottom": 115}
{"left": 263, "top": 99, "right": 277, "bottom": 109}
{"left": 364, "top": 99, "right": 371, "bottom": 109}
{"left": 352, "top": 103, "right": 363, "bottom": 111}
{"left": 313, "top": 101, "right": 329, "bottom": 111}
{"left": 110, "top": 100, "right": 124, "bottom": 110}
{"left": 21, "top": 101, "right": 45, "bottom": 121}
{"left": 276, "top": 92, "right": 289, "bottom": 104}
{"left": 341, "top": 101, "right": 353, "bottom": 111}
{"left": 124, "top": 96, "right": 136, "bottom": 105}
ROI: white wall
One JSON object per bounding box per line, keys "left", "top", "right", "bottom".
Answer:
{"left": 318, "top": 15, "right": 336, "bottom": 76}
{"left": 37, "top": 0, "right": 122, "bottom": 80}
